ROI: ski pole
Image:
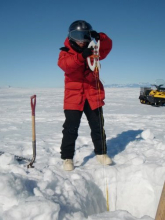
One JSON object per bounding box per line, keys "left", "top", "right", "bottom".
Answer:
{"left": 27, "top": 95, "right": 36, "bottom": 168}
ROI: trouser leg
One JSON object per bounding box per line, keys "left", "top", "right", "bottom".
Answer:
{"left": 60, "top": 110, "right": 83, "bottom": 159}
{"left": 83, "top": 100, "right": 107, "bottom": 155}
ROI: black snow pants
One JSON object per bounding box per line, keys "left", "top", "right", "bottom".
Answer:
{"left": 60, "top": 100, "right": 107, "bottom": 159}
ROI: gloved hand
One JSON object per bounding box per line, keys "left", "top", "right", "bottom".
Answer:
{"left": 90, "top": 30, "right": 100, "bottom": 41}
{"left": 82, "top": 47, "right": 93, "bottom": 59}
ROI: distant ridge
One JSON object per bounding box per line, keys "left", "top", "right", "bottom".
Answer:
{"left": 104, "top": 83, "right": 151, "bottom": 88}
{"left": 0, "top": 85, "right": 12, "bottom": 89}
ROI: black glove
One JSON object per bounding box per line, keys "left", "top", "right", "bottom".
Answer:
{"left": 82, "top": 47, "right": 93, "bottom": 59}
{"left": 90, "top": 30, "right": 100, "bottom": 41}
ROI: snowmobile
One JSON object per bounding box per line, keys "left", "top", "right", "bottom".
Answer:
{"left": 139, "top": 84, "right": 165, "bottom": 106}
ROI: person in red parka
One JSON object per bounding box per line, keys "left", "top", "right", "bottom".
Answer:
{"left": 58, "top": 20, "right": 112, "bottom": 171}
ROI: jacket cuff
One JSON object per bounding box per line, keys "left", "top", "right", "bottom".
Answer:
{"left": 99, "top": 32, "right": 107, "bottom": 41}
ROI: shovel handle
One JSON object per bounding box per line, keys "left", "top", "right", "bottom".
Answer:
{"left": 31, "top": 95, "right": 36, "bottom": 116}
{"left": 27, "top": 95, "right": 37, "bottom": 168}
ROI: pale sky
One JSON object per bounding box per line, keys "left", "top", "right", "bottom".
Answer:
{"left": 0, "top": 0, "right": 165, "bottom": 87}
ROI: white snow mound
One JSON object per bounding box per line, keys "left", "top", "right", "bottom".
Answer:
{"left": 141, "top": 129, "right": 154, "bottom": 140}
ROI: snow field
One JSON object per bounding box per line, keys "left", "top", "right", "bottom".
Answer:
{"left": 0, "top": 87, "right": 165, "bottom": 220}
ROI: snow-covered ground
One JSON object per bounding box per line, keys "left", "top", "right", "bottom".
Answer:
{"left": 0, "top": 87, "right": 164, "bottom": 220}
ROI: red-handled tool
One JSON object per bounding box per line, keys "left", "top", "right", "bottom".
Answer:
{"left": 27, "top": 95, "right": 36, "bottom": 168}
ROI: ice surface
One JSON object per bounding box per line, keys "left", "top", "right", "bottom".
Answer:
{"left": 0, "top": 87, "right": 165, "bottom": 220}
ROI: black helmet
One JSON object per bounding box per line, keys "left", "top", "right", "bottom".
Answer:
{"left": 68, "top": 20, "right": 92, "bottom": 43}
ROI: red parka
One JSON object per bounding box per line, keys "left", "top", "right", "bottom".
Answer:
{"left": 58, "top": 33, "right": 112, "bottom": 111}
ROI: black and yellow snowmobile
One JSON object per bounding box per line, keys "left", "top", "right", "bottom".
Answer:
{"left": 139, "top": 84, "right": 165, "bottom": 106}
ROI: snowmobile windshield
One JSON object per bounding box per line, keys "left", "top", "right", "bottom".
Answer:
{"left": 69, "top": 30, "right": 91, "bottom": 42}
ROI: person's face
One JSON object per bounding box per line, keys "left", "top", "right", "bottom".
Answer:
{"left": 76, "top": 41, "right": 87, "bottom": 48}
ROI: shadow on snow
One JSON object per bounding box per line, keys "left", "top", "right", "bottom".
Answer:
{"left": 107, "top": 129, "right": 143, "bottom": 158}
{"left": 81, "top": 129, "right": 143, "bottom": 166}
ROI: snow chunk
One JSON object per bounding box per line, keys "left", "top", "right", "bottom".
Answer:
{"left": 2, "top": 198, "right": 60, "bottom": 220}
{"left": 0, "top": 153, "right": 18, "bottom": 166}
{"left": 141, "top": 129, "right": 154, "bottom": 140}
{"left": 71, "top": 173, "right": 81, "bottom": 180}
{"left": 131, "top": 157, "right": 144, "bottom": 165}
{"left": 0, "top": 172, "right": 36, "bottom": 211}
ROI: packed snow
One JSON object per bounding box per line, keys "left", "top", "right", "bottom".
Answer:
{"left": 0, "top": 87, "right": 165, "bottom": 220}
